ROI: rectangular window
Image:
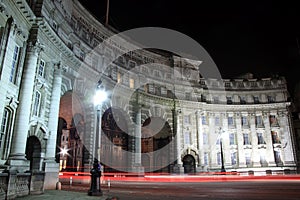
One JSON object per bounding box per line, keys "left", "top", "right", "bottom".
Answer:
{"left": 271, "top": 131, "right": 281, "bottom": 144}
{"left": 215, "top": 116, "right": 220, "bottom": 126}
{"left": 241, "top": 116, "right": 248, "bottom": 126}
{"left": 243, "top": 133, "right": 250, "bottom": 145}
{"left": 245, "top": 152, "right": 251, "bottom": 165}
{"left": 240, "top": 96, "right": 246, "bottom": 104}
{"left": 231, "top": 152, "right": 237, "bottom": 165}
{"left": 257, "top": 133, "right": 265, "bottom": 145}
{"left": 117, "top": 72, "right": 121, "bottom": 83}
{"left": 38, "top": 60, "right": 45, "bottom": 77}
{"left": 184, "top": 131, "right": 191, "bottom": 145}
{"left": 201, "top": 116, "right": 207, "bottom": 125}
{"left": 213, "top": 96, "right": 219, "bottom": 104}
{"left": 129, "top": 78, "right": 135, "bottom": 89}
{"left": 228, "top": 117, "right": 234, "bottom": 126}
{"left": 269, "top": 115, "right": 278, "bottom": 126}
{"left": 229, "top": 133, "right": 235, "bottom": 145}
{"left": 0, "top": 109, "right": 10, "bottom": 149}
{"left": 217, "top": 152, "right": 221, "bottom": 165}
{"left": 204, "top": 152, "right": 209, "bottom": 165}
{"left": 254, "top": 96, "right": 259, "bottom": 104}
{"left": 227, "top": 96, "right": 232, "bottom": 104}
{"left": 33, "top": 91, "right": 41, "bottom": 116}
{"left": 268, "top": 96, "right": 275, "bottom": 103}
{"left": 203, "top": 133, "right": 208, "bottom": 145}
{"left": 184, "top": 115, "right": 190, "bottom": 124}
{"left": 9, "top": 45, "right": 20, "bottom": 83}
{"left": 255, "top": 116, "right": 263, "bottom": 127}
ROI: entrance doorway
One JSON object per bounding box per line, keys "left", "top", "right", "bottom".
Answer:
{"left": 25, "top": 136, "right": 42, "bottom": 171}
{"left": 182, "top": 155, "right": 195, "bottom": 174}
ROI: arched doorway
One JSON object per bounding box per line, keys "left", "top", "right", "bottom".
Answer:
{"left": 142, "top": 117, "right": 173, "bottom": 173}
{"left": 102, "top": 107, "right": 129, "bottom": 172}
{"left": 182, "top": 155, "right": 196, "bottom": 174}
{"left": 25, "top": 136, "right": 42, "bottom": 171}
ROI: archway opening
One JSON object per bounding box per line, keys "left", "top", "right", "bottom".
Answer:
{"left": 102, "top": 107, "right": 129, "bottom": 172}
{"left": 142, "top": 117, "right": 173, "bottom": 173}
{"left": 25, "top": 136, "right": 42, "bottom": 171}
{"left": 182, "top": 154, "right": 196, "bottom": 174}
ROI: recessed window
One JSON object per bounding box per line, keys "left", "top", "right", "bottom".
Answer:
{"left": 38, "top": 60, "right": 45, "bottom": 77}
{"left": 33, "top": 91, "right": 41, "bottom": 117}
{"left": 9, "top": 45, "right": 20, "bottom": 83}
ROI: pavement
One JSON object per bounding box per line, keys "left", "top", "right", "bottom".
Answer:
{"left": 16, "top": 189, "right": 118, "bottom": 200}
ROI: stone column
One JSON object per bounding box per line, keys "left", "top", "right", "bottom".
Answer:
{"left": 133, "top": 106, "right": 144, "bottom": 173}
{"left": 196, "top": 111, "right": 204, "bottom": 172}
{"left": 43, "top": 62, "right": 62, "bottom": 189}
{"left": 173, "top": 109, "right": 184, "bottom": 173}
{"left": 251, "top": 114, "right": 261, "bottom": 167}
{"left": 8, "top": 42, "right": 43, "bottom": 171}
{"left": 263, "top": 112, "right": 276, "bottom": 166}
{"left": 280, "top": 111, "right": 297, "bottom": 166}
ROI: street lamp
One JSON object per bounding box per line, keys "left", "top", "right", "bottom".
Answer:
{"left": 220, "top": 139, "right": 226, "bottom": 173}
{"left": 217, "top": 128, "right": 226, "bottom": 173}
{"left": 89, "top": 81, "right": 107, "bottom": 196}
{"left": 93, "top": 84, "right": 107, "bottom": 164}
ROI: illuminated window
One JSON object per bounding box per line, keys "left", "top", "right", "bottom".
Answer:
{"left": 117, "top": 72, "right": 121, "bottom": 83}
{"left": 129, "top": 78, "right": 134, "bottom": 89}
{"left": 9, "top": 45, "right": 20, "bottom": 83}
{"left": 271, "top": 131, "right": 281, "bottom": 144}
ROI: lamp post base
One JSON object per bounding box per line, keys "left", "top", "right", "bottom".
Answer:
{"left": 88, "top": 190, "right": 103, "bottom": 196}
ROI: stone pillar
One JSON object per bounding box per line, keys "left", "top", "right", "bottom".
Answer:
{"left": 251, "top": 114, "right": 261, "bottom": 167}
{"left": 8, "top": 42, "right": 43, "bottom": 171}
{"left": 196, "top": 111, "right": 204, "bottom": 172}
{"left": 263, "top": 112, "right": 276, "bottom": 166}
{"left": 173, "top": 109, "right": 184, "bottom": 173}
{"left": 43, "top": 62, "right": 62, "bottom": 190}
{"left": 280, "top": 111, "right": 297, "bottom": 166}
{"left": 133, "top": 106, "right": 144, "bottom": 173}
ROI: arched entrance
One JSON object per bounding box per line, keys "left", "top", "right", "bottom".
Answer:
{"left": 142, "top": 117, "right": 173, "bottom": 173}
{"left": 25, "top": 136, "right": 42, "bottom": 171}
{"left": 102, "top": 107, "right": 129, "bottom": 172}
{"left": 182, "top": 155, "right": 196, "bottom": 174}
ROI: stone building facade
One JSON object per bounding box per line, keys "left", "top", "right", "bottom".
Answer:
{"left": 0, "top": 0, "right": 297, "bottom": 198}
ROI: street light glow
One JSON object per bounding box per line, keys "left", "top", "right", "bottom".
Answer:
{"left": 94, "top": 89, "right": 107, "bottom": 106}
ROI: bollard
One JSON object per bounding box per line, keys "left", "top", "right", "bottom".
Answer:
{"left": 70, "top": 176, "right": 73, "bottom": 186}
{"left": 108, "top": 179, "right": 111, "bottom": 192}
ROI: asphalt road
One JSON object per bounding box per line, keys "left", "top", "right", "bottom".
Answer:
{"left": 62, "top": 180, "right": 300, "bottom": 200}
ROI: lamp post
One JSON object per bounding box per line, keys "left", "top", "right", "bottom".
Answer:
{"left": 217, "top": 127, "right": 226, "bottom": 173}
{"left": 220, "top": 139, "right": 226, "bottom": 173}
{"left": 89, "top": 81, "right": 107, "bottom": 196}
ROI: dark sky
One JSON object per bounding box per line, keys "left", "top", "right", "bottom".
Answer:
{"left": 79, "top": 0, "right": 300, "bottom": 95}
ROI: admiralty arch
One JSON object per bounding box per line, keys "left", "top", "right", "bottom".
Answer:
{"left": 0, "top": 0, "right": 297, "bottom": 198}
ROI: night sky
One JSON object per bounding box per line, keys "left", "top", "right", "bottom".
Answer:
{"left": 79, "top": 0, "right": 300, "bottom": 95}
